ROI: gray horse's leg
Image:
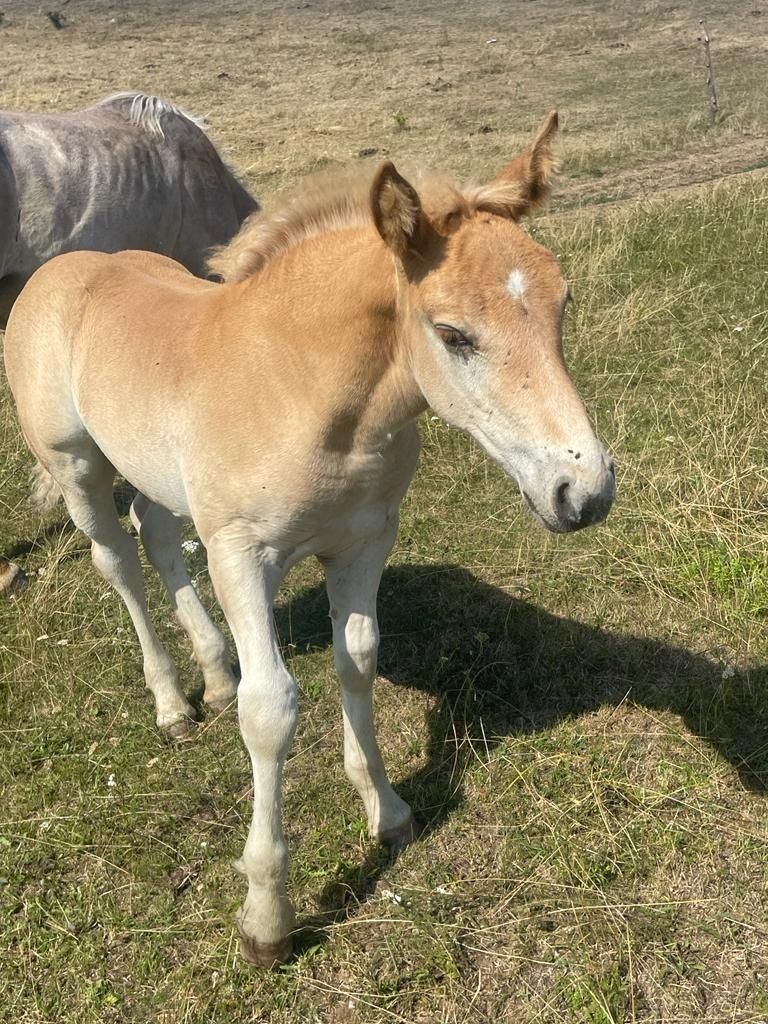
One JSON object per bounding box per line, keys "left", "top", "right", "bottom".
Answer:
{"left": 0, "top": 273, "right": 28, "bottom": 328}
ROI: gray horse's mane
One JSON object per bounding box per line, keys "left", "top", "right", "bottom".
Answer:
{"left": 96, "top": 92, "right": 206, "bottom": 138}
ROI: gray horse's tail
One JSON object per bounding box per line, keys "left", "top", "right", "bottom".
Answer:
{"left": 30, "top": 462, "right": 61, "bottom": 512}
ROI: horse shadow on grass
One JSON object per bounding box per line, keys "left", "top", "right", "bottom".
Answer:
{"left": 272, "top": 562, "right": 768, "bottom": 947}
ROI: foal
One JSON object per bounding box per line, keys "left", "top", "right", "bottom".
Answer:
{"left": 4, "top": 112, "right": 615, "bottom": 965}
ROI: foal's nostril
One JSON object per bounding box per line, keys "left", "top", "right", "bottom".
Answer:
{"left": 550, "top": 463, "right": 614, "bottom": 532}
{"left": 554, "top": 477, "right": 580, "bottom": 524}
{"left": 556, "top": 480, "right": 570, "bottom": 508}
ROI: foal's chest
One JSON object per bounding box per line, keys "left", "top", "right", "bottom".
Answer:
{"left": 284, "top": 424, "right": 420, "bottom": 556}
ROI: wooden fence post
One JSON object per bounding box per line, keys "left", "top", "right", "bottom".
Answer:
{"left": 698, "top": 20, "right": 719, "bottom": 124}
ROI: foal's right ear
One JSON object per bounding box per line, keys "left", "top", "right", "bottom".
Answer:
{"left": 371, "top": 162, "right": 422, "bottom": 259}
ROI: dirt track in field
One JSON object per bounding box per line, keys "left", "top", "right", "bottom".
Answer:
{"left": 0, "top": 0, "right": 765, "bottom": 212}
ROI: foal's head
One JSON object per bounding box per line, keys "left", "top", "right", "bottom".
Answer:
{"left": 372, "top": 111, "right": 615, "bottom": 533}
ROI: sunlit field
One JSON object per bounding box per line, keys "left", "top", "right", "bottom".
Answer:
{"left": 1, "top": 2, "right": 767, "bottom": 1021}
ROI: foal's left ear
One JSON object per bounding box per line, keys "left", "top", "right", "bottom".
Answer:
{"left": 371, "top": 162, "right": 422, "bottom": 259}
{"left": 472, "top": 109, "right": 559, "bottom": 220}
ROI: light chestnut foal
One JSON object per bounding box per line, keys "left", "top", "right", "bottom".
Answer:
{"left": 4, "top": 111, "right": 614, "bottom": 965}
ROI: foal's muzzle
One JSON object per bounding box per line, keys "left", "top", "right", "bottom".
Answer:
{"left": 552, "top": 457, "right": 616, "bottom": 531}
{"left": 524, "top": 455, "right": 616, "bottom": 533}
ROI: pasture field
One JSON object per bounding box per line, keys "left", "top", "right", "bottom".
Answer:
{"left": 1, "top": 1, "right": 767, "bottom": 1021}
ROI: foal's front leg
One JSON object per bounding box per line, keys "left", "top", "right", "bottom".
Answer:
{"left": 322, "top": 521, "right": 414, "bottom": 846}
{"left": 206, "top": 533, "right": 297, "bottom": 966}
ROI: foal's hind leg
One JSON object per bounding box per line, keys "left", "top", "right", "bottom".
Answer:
{"left": 130, "top": 494, "right": 237, "bottom": 714}
{"left": 54, "top": 452, "right": 196, "bottom": 738}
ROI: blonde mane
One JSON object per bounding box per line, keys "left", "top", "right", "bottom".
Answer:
{"left": 207, "top": 164, "right": 380, "bottom": 282}
{"left": 97, "top": 92, "right": 206, "bottom": 138}
{"left": 208, "top": 134, "right": 556, "bottom": 284}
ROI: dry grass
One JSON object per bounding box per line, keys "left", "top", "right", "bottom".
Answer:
{"left": 0, "top": 0, "right": 765, "bottom": 198}
{"left": 1, "top": 2, "right": 768, "bottom": 1022}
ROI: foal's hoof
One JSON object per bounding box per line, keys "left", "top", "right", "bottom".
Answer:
{"left": 238, "top": 931, "right": 293, "bottom": 968}
{"left": 379, "top": 814, "right": 417, "bottom": 851}
{"left": 205, "top": 696, "right": 237, "bottom": 717}
{"left": 0, "top": 560, "right": 28, "bottom": 599}
{"left": 162, "top": 717, "right": 197, "bottom": 742}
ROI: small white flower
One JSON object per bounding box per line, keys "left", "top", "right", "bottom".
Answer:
{"left": 106, "top": 773, "right": 116, "bottom": 788}
{"left": 722, "top": 664, "right": 735, "bottom": 679}
{"left": 182, "top": 540, "right": 200, "bottom": 554}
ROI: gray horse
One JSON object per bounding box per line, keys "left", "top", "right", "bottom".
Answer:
{"left": 0, "top": 91, "right": 257, "bottom": 321}
{"left": 0, "top": 91, "right": 258, "bottom": 595}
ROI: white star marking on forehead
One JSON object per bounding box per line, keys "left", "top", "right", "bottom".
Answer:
{"left": 506, "top": 269, "right": 526, "bottom": 300}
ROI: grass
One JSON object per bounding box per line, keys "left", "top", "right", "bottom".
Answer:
{"left": 0, "top": 0, "right": 766, "bottom": 198}
{"left": 3, "top": 169, "right": 767, "bottom": 1024}
{"left": 1, "top": 1, "right": 768, "bottom": 1021}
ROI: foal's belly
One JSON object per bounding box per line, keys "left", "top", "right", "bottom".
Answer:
{"left": 82, "top": 421, "right": 192, "bottom": 518}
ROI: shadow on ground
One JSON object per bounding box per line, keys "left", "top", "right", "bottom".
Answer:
{"left": 273, "top": 562, "right": 767, "bottom": 948}
{"left": 6, "top": 533, "right": 765, "bottom": 950}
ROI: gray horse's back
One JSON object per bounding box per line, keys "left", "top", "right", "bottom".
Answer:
{"left": 0, "top": 92, "right": 258, "bottom": 317}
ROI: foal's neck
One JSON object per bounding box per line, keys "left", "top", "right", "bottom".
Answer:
{"left": 240, "top": 226, "right": 427, "bottom": 451}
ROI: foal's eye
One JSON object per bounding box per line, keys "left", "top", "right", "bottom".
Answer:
{"left": 434, "top": 323, "right": 474, "bottom": 353}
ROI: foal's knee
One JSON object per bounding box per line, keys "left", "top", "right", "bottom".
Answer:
{"left": 334, "top": 612, "right": 379, "bottom": 690}
{"left": 238, "top": 670, "right": 298, "bottom": 753}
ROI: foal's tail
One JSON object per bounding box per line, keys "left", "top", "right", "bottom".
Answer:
{"left": 30, "top": 462, "right": 61, "bottom": 512}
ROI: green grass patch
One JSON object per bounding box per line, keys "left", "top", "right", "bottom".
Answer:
{"left": 2, "top": 173, "right": 768, "bottom": 1021}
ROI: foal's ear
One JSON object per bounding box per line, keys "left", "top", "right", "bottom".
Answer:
{"left": 471, "top": 110, "right": 559, "bottom": 220}
{"left": 371, "top": 162, "right": 422, "bottom": 259}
